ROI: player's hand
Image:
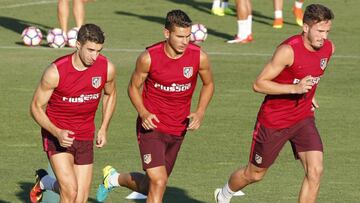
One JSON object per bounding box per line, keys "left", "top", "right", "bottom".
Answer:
{"left": 56, "top": 130, "right": 75, "bottom": 148}
{"left": 141, "top": 112, "right": 159, "bottom": 130}
{"left": 294, "top": 75, "right": 314, "bottom": 94}
{"left": 187, "top": 111, "right": 205, "bottom": 131}
{"left": 311, "top": 97, "right": 319, "bottom": 111}
{"left": 96, "top": 129, "right": 107, "bottom": 148}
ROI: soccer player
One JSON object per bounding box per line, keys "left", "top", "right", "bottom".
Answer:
{"left": 273, "top": 0, "right": 306, "bottom": 29}
{"left": 216, "top": 4, "right": 334, "bottom": 203}
{"left": 227, "top": 0, "right": 253, "bottom": 44}
{"left": 29, "top": 23, "right": 117, "bottom": 203}
{"left": 96, "top": 9, "right": 214, "bottom": 203}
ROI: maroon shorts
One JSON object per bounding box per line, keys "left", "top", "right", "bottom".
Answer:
{"left": 137, "top": 126, "right": 184, "bottom": 176}
{"left": 249, "top": 117, "right": 323, "bottom": 168}
{"left": 42, "top": 129, "right": 94, "bottom": 165}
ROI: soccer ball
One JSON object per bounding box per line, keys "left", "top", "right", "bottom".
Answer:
{"left": 67, "top": 27, "right": 79, "bottom": 48}
{"left": 21, "top": 27, "right": 42, "bottom": 46}
{"left": 190, "top": 23, "right": 208, "bottom": 43}
{"left": 47, "top": 28, "right": 66, "bottom": 48}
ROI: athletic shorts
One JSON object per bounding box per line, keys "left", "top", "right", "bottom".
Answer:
{"left": 137, "top": 124, "right": 184, "bottom": 176}
{"left": 249, "top": 117, "right": 323, "bottom": 168}
{"left": 42, "top": 129, "right": 94, "bottom": 165}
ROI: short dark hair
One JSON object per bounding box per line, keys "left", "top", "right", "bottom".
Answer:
{"left": 164, "top": 9, "right": 192, "bottom": 31}
{"left": 77, "top": 24, "right": 105, "bottom": 44}
{"left": 303, "top": 4, "right": 334, "bottom": 26}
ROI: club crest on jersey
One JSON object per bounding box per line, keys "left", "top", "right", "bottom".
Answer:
{"left": 143, "top": 154, "right": 152, "bottom": 164}
{"left": 183, "top": 67, "right": 193, "bottom": 79}
{"left": 320, "top": 58, "right": 328, "bottom": 70}
{"left": 92, "top": 77, "right": 101, "bottom": 88}
{"left": 255, "top": 154, "right": 262, "bottom": 164}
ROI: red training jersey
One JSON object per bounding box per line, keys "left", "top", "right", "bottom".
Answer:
{"left": 257, "top": 34, "right": 333, "bottom": 128}
{"left": 44, "top": 53, "right": 108, "bottom": 140}
{"left": 143, "top": 41, "right": 201, "bottom": 136}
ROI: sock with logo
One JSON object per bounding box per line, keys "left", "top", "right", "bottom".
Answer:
{"left": 212, "top": 0, "right": 221, "bottom": 9}
{"left": 275, "top": 10, "right": 283, "bottom": 19}
{"left": 108, "top": 172, "right": 120, "bottom": 187}
{"left": 237, "top": 20, "right": 248, "bottom": 40}
{"left": 40, "top": 175, "right": 56, "bottom": 191}
{"left": 247, "top": 15, "right": 253, "bottom": 36}
{"left": 294, "top": 0, "right": 304, "bottom": 9}
{"left": 217, "top": 182, "right": 235, "bottom": 203}
{"left": 221, "top": 1, "right": 229, "bottom": 9}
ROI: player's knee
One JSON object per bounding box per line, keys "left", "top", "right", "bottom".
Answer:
{"left": 60, "top": 183, "right": 78, "bottom": 200}
{"left": 63, "top": 189, "right": 78, "bottom": 201}
{"left": 249, "top": 171, "right": 265, "bottom": 182}
{"left": 244, "top": 167, "right": 266, "bottom": 183}
{"left": 74, "top": 191, "right": 89, "bottom": 203}
{"left": 149, "top": 177, "right": 168, "bottom": 188}
{"left": 306, "top": 166, "right": 323, "bottom": 183}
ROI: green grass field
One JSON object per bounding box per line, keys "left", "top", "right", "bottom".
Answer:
{"left": 1, "top": 0, "right": 360, "bottom": 202}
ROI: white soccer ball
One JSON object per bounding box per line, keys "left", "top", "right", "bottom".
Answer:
{"left": 67, "top": 27, "right": 79, "bottom": 48}
{"left": 21, "top": 26, "right": 42, "bottom": 46}
{"left": 47, "top": 28, "right": 66, "bottom": 48}
{"left": 190, "top": 23, "right": 208, "bottom": 43}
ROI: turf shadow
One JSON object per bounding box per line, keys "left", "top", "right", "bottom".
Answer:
{"left": 165, "top": 0, "right": 212, "bottom": 15}
{"left": 164, "top": 1, "right": 297, "bottom": 27}
{"left": 114, "top": 11, "right": 232, "bottom": 40}
{"left": 0, "top": 16, "right": 51, "bottom": 35}
{"left": 252, "top": 10, "right": 298, "bottom": 27}
{"left": 16, "top": 181, "right": 99, "bottom": 203}
{"left": 16, "top": 182, "right": 33, "bottom": 203}
{"left": 132, "top": 186, "right": 206, "bottom": 203}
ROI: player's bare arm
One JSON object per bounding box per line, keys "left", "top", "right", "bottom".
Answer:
{"left": 331, "top": 41, "right": 336, "bottom": 55}
{"left": 253, "top": 44, "right": 315, "bottom": 95}
{"left": 30, "top": 64, "right": 75, "bottom": 147}
{"left": 311, "top": 96, "right": 319, "bottom": 111}
{"left": 187, "top": 50, "right": 214, "bottom": 130}
{"left": 96, "top": 61, "right": 117, "bottom": 148}
{"left": 128, "top": 51, "right": 159, "bottom": 130}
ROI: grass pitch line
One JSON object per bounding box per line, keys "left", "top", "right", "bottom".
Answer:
{"left": 0, "top": 0, "right": 56, "bottom": 9}
{"left": 7, "top": 143, "right": 37, "bottom": 147}
{"left": 0, "top": 45, "right": 358, "bottom": 59}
